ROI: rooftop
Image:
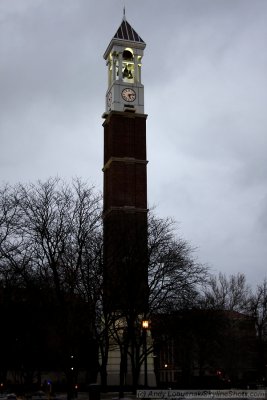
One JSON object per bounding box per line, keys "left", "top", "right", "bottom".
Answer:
{"left": 113, "top": 19, "right": 145, "bottom": 44}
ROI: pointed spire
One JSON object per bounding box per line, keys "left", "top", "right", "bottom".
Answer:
{"left": 113, "top": 18, "right": 145, "bottom": 43}
{"left": 103, "top": 11, "right": 146, "bottom": 59}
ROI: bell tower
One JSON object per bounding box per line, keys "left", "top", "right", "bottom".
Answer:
{"left": 102, "top": 14, "right": 148, "bottom": 313}
{"left": 103, "top": 12, "right": 145, "bottom": 116}
{"left": 101, "top": 14, "right": 156, "bottom": 389}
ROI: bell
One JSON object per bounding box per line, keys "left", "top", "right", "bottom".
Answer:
{"left": 123, "top": 66, "right": 129, "bottom": 78}
{"left": 123, "top": 49, "right": 133, "bottom": 61}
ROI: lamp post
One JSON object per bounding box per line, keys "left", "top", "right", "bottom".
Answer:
{"left": 142, "top": 320, "right": 149, "bottom": 387}
{"left": 164, "top": 364, "right": 168, "bottom": 387}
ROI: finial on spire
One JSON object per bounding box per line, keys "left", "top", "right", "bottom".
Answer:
{"left": 123, "top": 5, "right": 126, "bottom": 21}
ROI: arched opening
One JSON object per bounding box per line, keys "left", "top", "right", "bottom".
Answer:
{"left": 108, "top": 48, "right": 142, "bottom": 85}
{"left": 122, "top": 48, "right": 134, "bottom": 82}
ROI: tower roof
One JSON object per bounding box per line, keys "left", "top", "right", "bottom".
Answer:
{"left": 113, "top": 19, "right": 145, "bottom": 44}
{"left": 103, "top": 16, "right": 146, "bottom": 60}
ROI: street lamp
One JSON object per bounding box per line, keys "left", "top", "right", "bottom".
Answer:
{"left": 164, "top": 364, "right": 168, "bottom": 387}
{"left": 142, "top": 320, "right": 149, "bottom": 387}
{"left": 142, "top": 320, "right": 149, "bottom": 329}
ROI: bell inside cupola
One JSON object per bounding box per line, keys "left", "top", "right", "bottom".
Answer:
{"left": 123, "top": 49, "right": 133, "bottom": 60}
{"left": 122, "top": 48, "right": 134, "bottom": 81}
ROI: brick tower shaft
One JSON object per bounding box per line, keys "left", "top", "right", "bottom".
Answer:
{"left": 103, "top": 111, "right": 148, "bottom": 311}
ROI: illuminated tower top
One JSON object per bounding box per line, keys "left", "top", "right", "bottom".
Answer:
{"left": 103, "top": 14, "right": 146, "bottom": 115}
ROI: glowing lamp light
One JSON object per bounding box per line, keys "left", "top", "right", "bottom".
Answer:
{"left": 142, "top": 320, "right": 149, "bottom": 329}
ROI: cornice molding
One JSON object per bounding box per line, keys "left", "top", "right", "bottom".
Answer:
{"left": 103, "top": 205, "right": 148, "bottom": 218}
{"left": 102, "top": 110, "right": 148, "bottom": 124}
{"left": 103, "top": 157, "right": 148, "bottom": 171}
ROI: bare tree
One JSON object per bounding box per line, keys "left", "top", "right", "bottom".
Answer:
{"left": 147, "top": 213, "right": 207, "bottom": 314}
{"left": 247, "top": 279, "right": 267, "bottom": 380}
{"left": 0, "top": 184, "right": 32, "bottom": 287}
{"left": 203, "top": 272, "right": 251, "bottom": 312}
{"left": 0, "top": 178, "right": 103, "bottom": 394}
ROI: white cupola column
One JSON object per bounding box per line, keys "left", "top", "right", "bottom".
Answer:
{"left": 138, "top": 61, "right": 142, "bottom": 84}
{"left": 112, "top": 57, "right": 116, "bottom": 82}
{"left": 134, "top": 54, "right": 138, "bottom": 83}
{"left": 118, "top": 52, "right": 123, "bottom": 80}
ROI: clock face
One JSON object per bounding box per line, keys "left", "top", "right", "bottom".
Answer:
{"left": 121, "top": 88, "right": 136, "bottom": 102}
{"left": 107, "top": 91, "right": 112, "bottom": 107}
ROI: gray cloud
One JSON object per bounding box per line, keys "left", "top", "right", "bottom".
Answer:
{"left": 1, "top": 0, "right": 267, "bottom": 286}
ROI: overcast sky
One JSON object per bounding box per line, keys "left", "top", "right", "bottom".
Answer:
{"left": 1, "top": 0, "right": 267, "bottom": 287}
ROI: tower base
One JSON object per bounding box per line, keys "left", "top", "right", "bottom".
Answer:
{"left": 98, "top": 317, "right": 156, "bottom": 388}
{"left": 105, "top": 342, "right": 156, "bottom": 387}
